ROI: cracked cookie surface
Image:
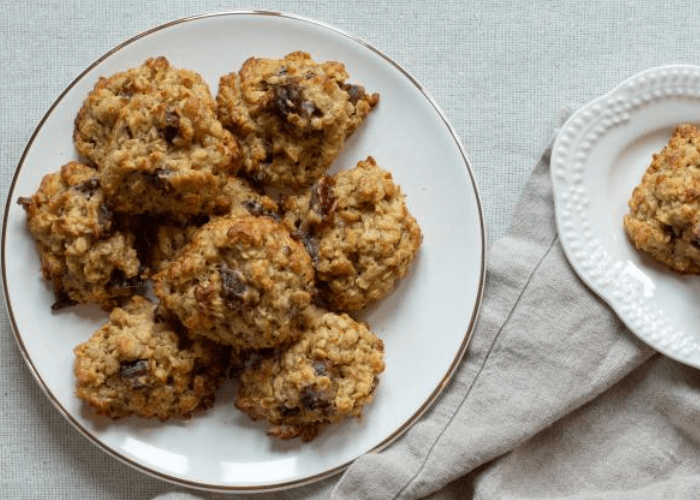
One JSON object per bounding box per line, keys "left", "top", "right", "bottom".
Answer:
{"left": 235, "top": 307, "right": 385, "bottom": 441}
{"left": 283, "top": 156, "right": 422, "bottom": 311}
{"left": 216, "top": 51, "right": 379, "bottom": 188}
{"left": 624, "top": 124, "right": 700, "bottom": 273}
{"left": 73, "top": 296, "right": 229, "bottom": 420}
{"left": 17, "top": 161, "right": 143, "bottom": 310}
{"left": 153, "top": 214, "right": 314, "bottom": 352}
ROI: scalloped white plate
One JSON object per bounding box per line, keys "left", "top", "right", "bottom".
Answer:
{"left": 552, "top": 65, "right": 700, "bottom": 369}
{"left": 2, "top": 12, "right": 485, "bottom": 492}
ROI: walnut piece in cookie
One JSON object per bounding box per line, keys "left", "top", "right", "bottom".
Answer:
{"left": 216, "top": 51, "right": 379, "bottom": 188}
{"left": 17, "top": 161, "right": 144, "bottom": 310}
{"left": 74, "top": 56, "right": 215, "bottom": 167}
{"left": 235, "top": 307, "right": 385, "bottom": 441}
{"left": 73, "top": 295, "right": 229, "bottom": 420}
{"left": 153, "top": 214, "right": 315, "bottom": 352}
{"left": 283, "top": 156, "right": 422, "bottom": 311}
{"left": 624, "top": 124, "right": 700, "bottom": 273}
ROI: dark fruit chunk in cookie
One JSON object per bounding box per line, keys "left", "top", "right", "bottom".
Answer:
{"left": 120, "top": 359, "right": 150, "bottom": 389}
{"left": 219, "top": 264, "right": 250, "bottom": 310}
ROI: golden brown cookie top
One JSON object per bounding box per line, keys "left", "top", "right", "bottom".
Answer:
{"left": 216, "top": 51, "right": 379, "bottom": 188}
{"left": 74, "top": 56, "right": 214, "bottom": 166}
{"left": 235, "top": 306, "right": 385, "bottom": 441}
{"left": 283, "top": 156, "right": 422, "bottom": 310}
{"left": 99, "top": 82, "right": 240, "bottom": 215}
{"left": 153, "top": 214, "right": 315, "bottom": 351}
{"left": 73, "top": 295, "right": 228, "bottom": 420}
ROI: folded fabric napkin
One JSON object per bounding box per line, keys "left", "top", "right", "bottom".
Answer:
{"left": 156, "top": 111, "right": 700, "bottom": 500}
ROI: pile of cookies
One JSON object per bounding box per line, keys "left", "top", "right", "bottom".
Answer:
{"left": 18, "top": 52, "right": 422, "bottom": 441}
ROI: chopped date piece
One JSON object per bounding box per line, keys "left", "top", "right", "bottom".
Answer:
{"left": 51, "top": 287, "right": 78, "bottom": 311}
{"left": 300, "top": 387, "right": 330, "bottom": 412}
{"left": 242, "top": 200, "right": 266, "bottom": 216}
{"left": 278, "top": 405, "right": 301, "bottom": 417}
{"left": 162, "top": 110, "right": 180, "bottom": 144}
{"left": 241, "top": 200, "right": 280, "bottom": 221}
{"left": 107, "top": 269, "right": 145, "bottom": 293}
{"left": 342, "top": 83, "right": 366, "bottom": 104}
{"left": 219, "top": 264, "right": 249, "bottom": 310}
{"left": 119, "top": 358, "right": 150, "bottom": 388}
{"left": 270, "top": 83, "right": 305, "bottom": 119}
{"left": 309, "top": 176, "right": 336, "bottom": 220}
{"left": 291, "top": 228, "right": 318, "bottom": 263}
{"left": 142, "top": 168, "right": 174, "bottom": 194}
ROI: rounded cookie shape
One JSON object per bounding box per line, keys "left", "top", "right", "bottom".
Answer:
{"left": 153, "top": 214, "right": 315, "bottom": 351}
{"left": 100, "top": 87, "right": 240, "bottom": 215}
{"left": 283, "top": 156, "right": 422, "bottom": 311}
{"left": 16, "top": 161, "right": 143, "bottom": 310}
{"left": 235, "top": 307, "right": 385, "bottom": 441}
{"left": 74, "top": 56, "right": 214, "bottom": 166}
{"left": 624, "top": 124, "right": 700, "bottom": 273}
{"left": 73, "top": 296, "right": 229, "bottom": 420}
{"left": 216, "top": 51, "right": 379, "bottom": 188}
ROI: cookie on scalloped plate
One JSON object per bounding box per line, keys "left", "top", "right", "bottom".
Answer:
{"left": 624, "top": 123, "right": 700, "bottom": 273}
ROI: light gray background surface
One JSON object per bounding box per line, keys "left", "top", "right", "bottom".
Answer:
{"left": 2, "top": 1, "right": 698, "bottom": 498}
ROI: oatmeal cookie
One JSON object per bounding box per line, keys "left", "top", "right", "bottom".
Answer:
{"left": 74, "top": 296, "right": 228, "bottom": 420}
{"left": 74, "top": 56, "right": 214, "bottom": 166}
{"left": 153, "top": 214, "right": 315, "bottom": 351}
{"left": 17, "top": 161, "right": 143, "bottom": 310}
{"left": 624, "top": 124, "right": 700, "bottom": 273}
{"left": 216, "top": 51, "right": 379, "bottom": 188}
{"left": 283, "top": 156, "right": 422, "bottom": 311}
{"left": 99, "top": 84, "right": 240, "bottom": 215}
{"left": 235, "top": 307, "right": 385, "bottom": 441}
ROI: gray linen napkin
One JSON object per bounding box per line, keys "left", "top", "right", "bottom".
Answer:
{"left": 155, "top": 113, "right": 700, "bottom": 500}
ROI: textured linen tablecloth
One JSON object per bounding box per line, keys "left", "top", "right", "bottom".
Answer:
{"left": 4, "top": 2, "right": 700, "bottom": 499}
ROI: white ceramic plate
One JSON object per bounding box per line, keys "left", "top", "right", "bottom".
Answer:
{"left": 552, "top": 65, "right": 700, "bottom": 369}
{"left": 2, "top": 12, "right": 485, "bottom": 492}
